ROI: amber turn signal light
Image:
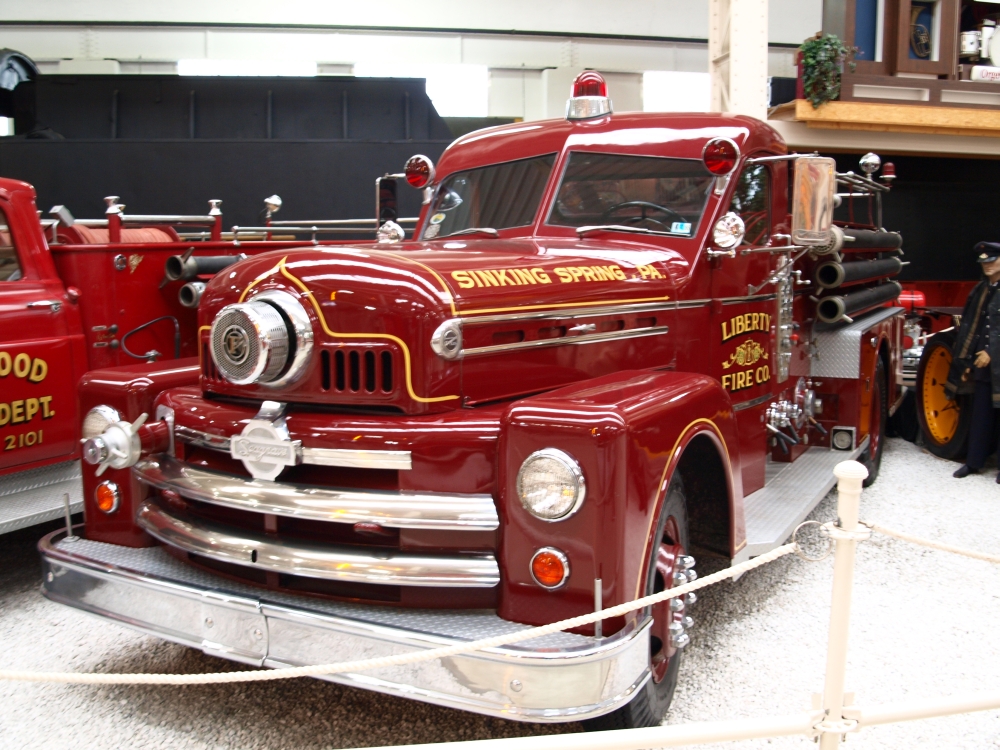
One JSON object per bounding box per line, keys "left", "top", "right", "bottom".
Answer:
{"left": 530, "top": 547, "right": 570, "bottom": 589}
{"left": 95, "top": 480, "right": 121, "bottom": 514}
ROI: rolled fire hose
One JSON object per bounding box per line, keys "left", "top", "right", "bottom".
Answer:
{"left": 816, "top": 281, "right": 902, "bottom": 324}
{"left": 815, "top": 257, "right": 903, "bottom": 289}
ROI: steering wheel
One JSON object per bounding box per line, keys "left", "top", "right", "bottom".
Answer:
{"left": 600, "top": 201, "right": 687, "bottom": 231}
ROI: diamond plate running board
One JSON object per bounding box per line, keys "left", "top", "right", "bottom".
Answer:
{"left": 0, "top": 461, "right": 83, "bottom": 535}
{"left": 737, "top": 440, "right": 868, "bottom": 561}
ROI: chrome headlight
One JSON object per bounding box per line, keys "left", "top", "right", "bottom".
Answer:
{"left": 516, "top": 448, "right": 586, "bottom": 521}
{"left": 210, "top": 289, "right": 313, "bottom": 387}
{"left": 82, "top": 405, "right": 121, "bottom": 439}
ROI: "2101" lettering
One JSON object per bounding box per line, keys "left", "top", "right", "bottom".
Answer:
{"left": 4, "top": 429, "right": 43, "bottom": 451}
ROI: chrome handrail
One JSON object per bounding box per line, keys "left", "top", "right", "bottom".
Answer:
{"left": 269, "top": 217, "right": 418, "bottom": 227}
{"left": 232, "top": 225, "right": 385, "bottom": 234}
{"left": 123, "top": 214, "right": 216, "bottom": 225}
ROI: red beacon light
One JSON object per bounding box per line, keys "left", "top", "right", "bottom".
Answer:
{"left": 567, "top": 70, "right": 612, "bottom": 120}
{"left": 404, "top": 154, "right": 436, "bottom": 189}
{"left": 702, "top": 137, "right": 740, "bottom": 176}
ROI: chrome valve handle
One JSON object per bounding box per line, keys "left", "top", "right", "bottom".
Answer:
{"left": 82, "top": 413, "right": 148, "bottom": 476}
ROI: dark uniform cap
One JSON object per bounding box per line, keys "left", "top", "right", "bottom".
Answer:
{"left": 974, "top": 241, "right": 1000, "bottom": 263}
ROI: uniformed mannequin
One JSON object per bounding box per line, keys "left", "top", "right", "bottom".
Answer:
{"left": 947, "top": 242, "right": 1000, "bottom": 481}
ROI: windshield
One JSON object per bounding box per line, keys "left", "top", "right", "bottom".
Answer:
{"left": 422, "top": 154, "right": 556, "bottom": 240}
{"left": 547, "top": 152, "right": 715, "bottom": 237}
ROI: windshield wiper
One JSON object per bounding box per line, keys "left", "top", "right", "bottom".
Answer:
{"left": 576, "top": 224, "right": 678, "bottom": 238}
{"left": 443, "top": 227, "right": 499, "bottom": 238}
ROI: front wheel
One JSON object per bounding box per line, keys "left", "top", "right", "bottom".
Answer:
{"left": 582, "top": 476, "right": 692, "bottom": 730}
{"left": 916, "top": 331, "right": 972, "bottom": 460}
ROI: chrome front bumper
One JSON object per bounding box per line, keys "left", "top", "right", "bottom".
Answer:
{"left": 136, "top": 497, "right": 500, "bottom": 587}
{"left": 40, "top": 530, "right": 651, "bottom": 722}
{"left": 134, "top": 456, "right": 499, "bottom": 531}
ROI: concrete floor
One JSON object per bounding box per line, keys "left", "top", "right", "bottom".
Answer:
{"left": 1, "top": 438, "right": 998, "bottom": 749}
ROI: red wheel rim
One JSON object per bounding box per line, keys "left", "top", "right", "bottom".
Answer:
{"left": 649, "top": 515, "right": 684, "bottom": 684}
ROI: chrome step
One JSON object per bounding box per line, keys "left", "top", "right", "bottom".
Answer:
{"left": 44, "top": 532, "right": 586, "bottom": 649}
{"left": 739, "top": 440, "right": 868, "bottom": 560}
{"left": 0, "top": 460, "right": 83, "bottom": 535}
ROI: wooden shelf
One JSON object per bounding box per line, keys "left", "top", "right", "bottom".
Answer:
{"left": 770, "top": 99, "right": 1000, "bottom": 138}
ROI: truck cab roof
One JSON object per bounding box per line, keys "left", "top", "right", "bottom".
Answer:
{"left": 438, "top": 111, "right": 785, "bottom": 177}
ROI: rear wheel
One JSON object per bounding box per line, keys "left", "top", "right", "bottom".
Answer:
{"left": 582, "top": 476, "right": 691, "bottom": 730}
{"left": 916, "top": 331, "right": 972, "bottom": 460}
{"left": 860, "top": 356, "right": 888, "bottom": 487}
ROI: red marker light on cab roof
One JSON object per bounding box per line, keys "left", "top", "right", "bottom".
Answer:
{"left": 567, "top": 71, "right": 613, "bottom": 120}
{"left": 572, "top": 71, "right": 608, "bottom": 98}
{"left": 404, "top": 154, "right": 435, "bottom": 189}
{"left": 702, "top": 137, "right": 740, "bottom": 176}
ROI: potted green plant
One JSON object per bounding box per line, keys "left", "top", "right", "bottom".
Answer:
{"left": 800, "top": 34, "right": 857, "bottom": 108}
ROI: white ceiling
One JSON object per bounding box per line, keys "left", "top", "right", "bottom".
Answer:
{"left": 2, "top": 0, "right": 822, "bottom": 46}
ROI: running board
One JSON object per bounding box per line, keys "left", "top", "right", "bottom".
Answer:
{"left": 0, "top": 461, "right": 83, "bottom": 535}
{"left": 736, "top": 439, "right": 869, "bottom": 562}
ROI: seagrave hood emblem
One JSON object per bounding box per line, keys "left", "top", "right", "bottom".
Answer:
{"left": 231, "top": 407, "right": 302, "bottom": 481}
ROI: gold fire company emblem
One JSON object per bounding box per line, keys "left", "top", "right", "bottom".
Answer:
{"left": 721, "top": 339, "right": 768, "bottom": 370}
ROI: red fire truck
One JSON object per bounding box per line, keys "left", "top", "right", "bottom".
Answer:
{"left": 41, "top": 73, "right": 904, "bottom": 729}
{"left": 0, "top": 185, "right": 393, "bottom": 533}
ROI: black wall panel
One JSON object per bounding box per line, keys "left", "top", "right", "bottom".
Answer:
{"left": 1, "top": 74, "right": 452, "bottom": 228}
{"left": 829, "top": 153, "right": 1000, "bottom": 282}
{"left": 24, "top": 75, "right": 452, "bottom": 142}
{"left": 0, "top": 140, "right": 448, "bottom": 228}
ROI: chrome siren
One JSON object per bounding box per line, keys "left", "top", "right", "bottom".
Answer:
{"left": 209, "top": 290, "right": 313, "bottom": 387}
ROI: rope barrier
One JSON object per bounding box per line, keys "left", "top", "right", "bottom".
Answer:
{"left": 0, "top": 543, "right": 797, "bottom": 686}
{"left": 3, "top": 516, "right": 993, "bottom": 688}
{"left": 865, "top": 522, "right": 1000, "bottom": 564}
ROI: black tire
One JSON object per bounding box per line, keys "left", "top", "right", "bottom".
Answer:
{"left": 860, "top": 356, "right": 888, "bottom": 487}
{"left": 916, "top": 331, "right": 972, "bottom": 460}
{"left": 582, "top": 476, "right": 689, "bottom": 731}
{"left": 887, "top": 389, "right": 919, "bottom": 443}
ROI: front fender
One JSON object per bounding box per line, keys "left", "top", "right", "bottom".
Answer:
{"left": 497, "top": 369, "right": 741, "bottom": 632}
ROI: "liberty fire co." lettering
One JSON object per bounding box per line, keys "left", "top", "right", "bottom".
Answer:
{"left": 721, "top": 312, "right": 771, "bottom": 342}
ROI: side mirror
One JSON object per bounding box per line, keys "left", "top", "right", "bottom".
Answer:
{"left": 791, "top": 156, "right": 836, "bottom": 246}
{"left": 376, "top": 174, "right": 399, "bottom": 228}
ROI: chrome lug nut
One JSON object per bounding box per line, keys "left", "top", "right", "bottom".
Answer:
{"left": 685, "top": 592, "right": 697, "bottom": 606}
{"left": 678, "top": 554, "right": 696, "bottom": 571}
{"left": 682, "top": 615, "right": 695, "bottom": 630}
{"left": 670, "top": 598, "right": 685, "bottom": 612}
{"left": 685, "top": 569, "right": 698, "bottom": 583}
{"left": 672, "top": 571, "right": 687, "bottom": 586}
{"left": 671, "top": 632, "right": 691, "bottom": 649}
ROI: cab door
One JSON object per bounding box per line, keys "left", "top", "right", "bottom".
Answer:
{"left": 0, "top": 197, "right": 80, "bottom": 472}
{"left": 710, "top": 161, "right": 780, "bottom": 495}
